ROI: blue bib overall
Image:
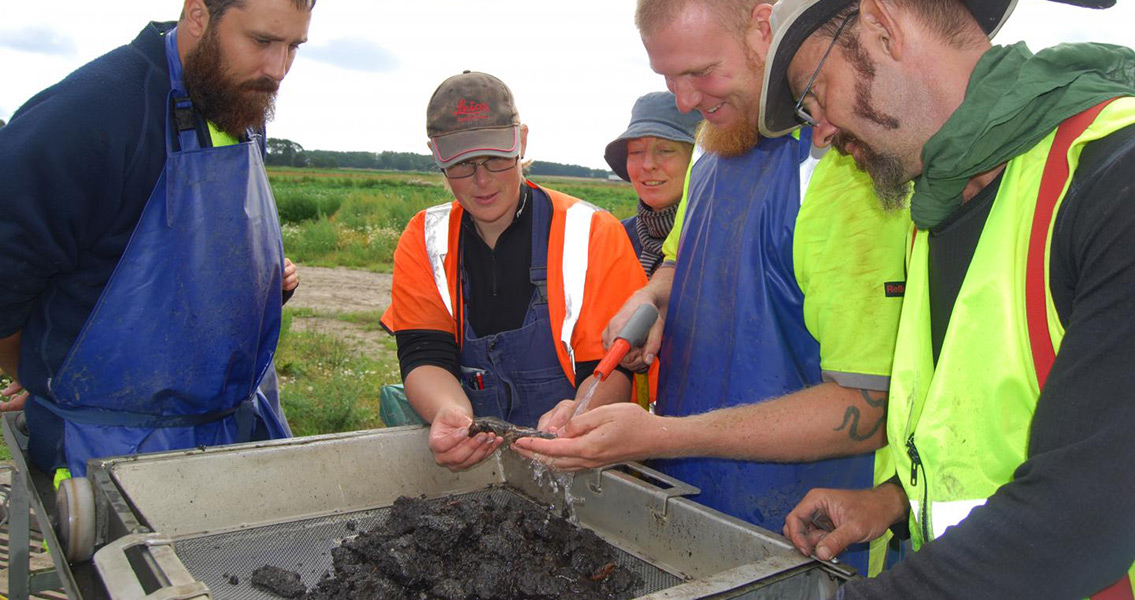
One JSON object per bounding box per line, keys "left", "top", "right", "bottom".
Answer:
{"left": 654, "top": 135, "right": 873, "bottom": 573}
{"left": 26, "top": 28, "right": 290, "bottom": 476}
{"left": 457, "top": 189, "right": 576, "bottom": 428}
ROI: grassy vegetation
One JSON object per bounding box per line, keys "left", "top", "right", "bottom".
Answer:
{"left": 270, "top": 168, "right": 638, "bottom": 436}
{"left": 275, "top": 307, "right": 398, "bottom": 435}
{"left": 0, "top": 168, "right": 636, "bottom": 456}
{"left": 270, "top": 167, "right": 639, "bottom": 273}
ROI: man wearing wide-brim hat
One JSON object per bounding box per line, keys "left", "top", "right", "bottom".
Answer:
{"left": 763, "top": 0, "right": 1135, "bottom": 596}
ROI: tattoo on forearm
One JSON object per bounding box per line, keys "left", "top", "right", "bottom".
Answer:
{"left": 833, "top": 390, "right": 887, "bottom": 442}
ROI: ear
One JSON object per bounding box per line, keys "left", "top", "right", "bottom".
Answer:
{"left": 746, "top": 3, "right": 776, "bottom": 65}
{"left": 858, "top": 0, "right": 905, "bottom": 62}
{"left": 180, "top": 0, "right": 210, "bottom": 41}
{"left": 519, "top": 124, "right": 529, "bottom": 158}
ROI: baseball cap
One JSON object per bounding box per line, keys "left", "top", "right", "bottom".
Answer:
{"left": 604, "top": 91, "right": 703, "bottom": 181}
{"left": 758, "top": 0, "right": 1018, "bottom": 138}
{"left": 426, "top": 71, "right": 521, "bottom": 169}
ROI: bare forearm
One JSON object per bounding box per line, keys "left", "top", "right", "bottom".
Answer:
{"left": 0, "top": 332, "right": 20, "bottom": 382}
{"left": 641, "top": 264, "right": 674, "bottom": 315}
{"left": 403, "top": 365, "right": 472, "bottom": 424}
{"left": 575, "top": 372, "right": 632, "bottom": 410}
{"left": 664, "top": 382, "right": 887, "bottom": 462}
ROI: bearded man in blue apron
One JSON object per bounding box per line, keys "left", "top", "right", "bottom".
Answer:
{"left": 0, "top": 0, "right": 315, "bottom": 478}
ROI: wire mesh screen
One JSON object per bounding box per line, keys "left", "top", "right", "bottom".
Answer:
{"left": 174, "top": 487, "right": 684, "bottom": 599}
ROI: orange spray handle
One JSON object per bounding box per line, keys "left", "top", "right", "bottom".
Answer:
{"left": 591, "top": 303, "right": 660, "bottom": 381}
{"left": 594, "top": 339, "right": 631, "bottom": 381}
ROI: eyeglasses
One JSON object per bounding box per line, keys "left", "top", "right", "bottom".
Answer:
{"left": 442, "top": 156, "right": 519, "bottom": 179}
{"left": 793, "top": 10, "right": 858, "bottom": 128}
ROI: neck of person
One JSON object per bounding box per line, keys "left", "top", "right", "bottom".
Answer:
{"left": 961, "top": 163, "right": 1007, "bottom": 204}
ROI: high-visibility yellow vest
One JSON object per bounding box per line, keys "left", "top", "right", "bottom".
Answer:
{"left": 888, "top": 97, "right": 1135, "bottom": 598}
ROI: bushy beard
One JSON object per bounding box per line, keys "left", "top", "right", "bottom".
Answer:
{"left": 833, "top": 131, "right": 911, "bottom": 212}
{"left": 182, "top": 26, "right": 278, "bottom": 138}
{"left": 699, "top": 107, "right": 761, "bottom": 157}
{"left": 833, "top": 33, "right": 909, "bottom": 211}
{"left": 700, "top": 50, "right": 763, "bottom": 157}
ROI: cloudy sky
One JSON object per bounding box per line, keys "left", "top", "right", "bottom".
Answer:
{"left": 2, "top": 1, "right": 1132, "bottom": 170}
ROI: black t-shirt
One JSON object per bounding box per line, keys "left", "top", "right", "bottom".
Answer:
{"left": 461, "top": 183, "right": 536, "bottom": 336}
{"left": 846, "top": 124, "right": 1135, "bottom": 598}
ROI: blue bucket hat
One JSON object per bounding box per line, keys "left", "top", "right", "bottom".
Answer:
{"left": 604, "top": 91, "right": 703, "bottom": 181}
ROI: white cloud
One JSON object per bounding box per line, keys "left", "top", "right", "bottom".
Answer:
{"left": 2, "top": 0, "right": 1131, "bottom": 169}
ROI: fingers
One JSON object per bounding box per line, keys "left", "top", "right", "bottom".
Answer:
{"left": 537, "top": 399, "right": 576, "bottom": 432}
{"left": 430, "top": 424, "right": 504, "bottom": 471}
{"left": 641, "top": 320, "right": 664, "bottom": 366}
{"left": 0, "top": 382, "right": 28, "bottom": 412}
{"left": 784, "top": 510, "right": 820, "bottom": 557}
{"left": 618, "top": 347, "right": 649, "bottom": 372}
{"left": 0, "top": 394, "right": 28, "bottom": 412}
{"left": 813, "top": 522, "right": 858, "bottom": 561}
{"left": 282, "top": 258, "right": 299, "bottom": 292}
{"left": 784, "top": 490, "right": 835, "bottom": 557}
{"left": 444, "top": 434, "right": 504, "bottom": 471}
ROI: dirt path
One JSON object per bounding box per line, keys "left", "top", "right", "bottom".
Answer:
{"left": 285, "top": 266, "right": 393, "bottom": 359}
{"left": 286, "top": 266, "right": 392, "bottom": 314}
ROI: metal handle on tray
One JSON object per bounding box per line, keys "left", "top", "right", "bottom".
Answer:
{"left": 591, "top": 462, "right": 700, "bottom": 518}
{"left": 93, "top": 533, "right": 211, "bottom": 600}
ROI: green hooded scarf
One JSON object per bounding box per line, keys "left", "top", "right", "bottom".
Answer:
{"left": 913, "top": 42, "right": 1135, "bottom": 230}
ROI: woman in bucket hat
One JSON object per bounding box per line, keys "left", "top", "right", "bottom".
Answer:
{"left": 605, "top": 91, "right": 702, "bottom": 277}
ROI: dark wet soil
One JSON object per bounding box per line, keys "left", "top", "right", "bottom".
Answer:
{"left": 251, "top": 565, "right": 307, "bottom": 598}
{"left": 301, "top": 493, "right": 643, "bottom": 600}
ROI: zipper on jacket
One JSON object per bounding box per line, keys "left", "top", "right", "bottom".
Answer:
{"left": 906, "top": 434, "right": 931, "bottom": 542}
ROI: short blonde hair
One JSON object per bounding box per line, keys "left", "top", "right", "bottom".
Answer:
{"left": 635, "top": 0, "right": 760, "bottom": 40}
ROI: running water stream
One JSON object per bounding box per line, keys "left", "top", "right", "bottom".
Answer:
{"left": 572, "top": 376, "right": 601, "bottom": 418}
{"left": 527, "top": 377, "right": 602, "bottom": 525}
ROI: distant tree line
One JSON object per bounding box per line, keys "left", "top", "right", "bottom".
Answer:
{"left": 265, "top": 138, "right": 613, "bottom": 179}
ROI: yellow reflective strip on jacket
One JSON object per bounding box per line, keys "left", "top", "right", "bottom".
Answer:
{"left": 887, "top": 98, "right": 1135, "bottom": 553}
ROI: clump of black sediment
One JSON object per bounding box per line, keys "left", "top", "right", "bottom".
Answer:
{"left": 302, "top": 493, "right": 644, "bottom": 600}
{"left": 251, "top": 565, "right": 307, "bottom": 598}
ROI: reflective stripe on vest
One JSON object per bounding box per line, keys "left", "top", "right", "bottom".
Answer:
{"left": 558, "top": 201, "right": 596, "bottom": 367}
{"left": 908, "top": 498, "right": 987, "bottom": 539}
{"left": 421, "top": 197, "right": 596, "bottom": 371}
{"left": 424, "top": 204, "right": 455, "bottom": 318}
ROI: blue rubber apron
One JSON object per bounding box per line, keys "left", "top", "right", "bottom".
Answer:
{"left": 654, "top": 134, "right": 873, "bottom": 574}
{"left": 457, "top": 189, "right": 576, "bottom": 428}
{"left": 26, "top": 27, "right": 290, "bottom": 477}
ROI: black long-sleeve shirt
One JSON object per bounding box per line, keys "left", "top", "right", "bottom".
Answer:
{"left": 843, "top": 124, "right": 1135, "bottom": 598}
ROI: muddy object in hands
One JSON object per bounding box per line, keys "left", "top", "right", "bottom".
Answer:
{"left": 304, "top": 493, "right": 643, "bottom": 600}
{"left": 251, "top": 565, "right": 306, "bottom": 598}
{"left": 469, "top": 416, "right": 557, "bottom": 445}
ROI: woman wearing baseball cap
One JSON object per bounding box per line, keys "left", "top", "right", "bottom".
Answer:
{"left": 380, "top": 72, "right": 647, "bottom": 470}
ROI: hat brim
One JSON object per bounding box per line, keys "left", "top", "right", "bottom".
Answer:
{"left": 758, "top": 0, "right": 1017, "bottom": 138}
{"left": 604, "top": 121, "right": 698, "bottom": 181}
{"left": 430, "top": 126, "right": 520, "bottom": 169}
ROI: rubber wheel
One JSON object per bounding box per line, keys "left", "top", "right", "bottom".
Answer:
{"left": 56, "top": 477, "right": 96, "bottom": 563}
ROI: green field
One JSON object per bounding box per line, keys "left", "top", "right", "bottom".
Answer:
{"left": 0, "top": 168, "right": 637, "bottom": 457}
{"left": 270, "top": 167, "right": 639, "bottom": 434}
{"left": 270, "top": 167, "right": 639, "bottom": 272}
